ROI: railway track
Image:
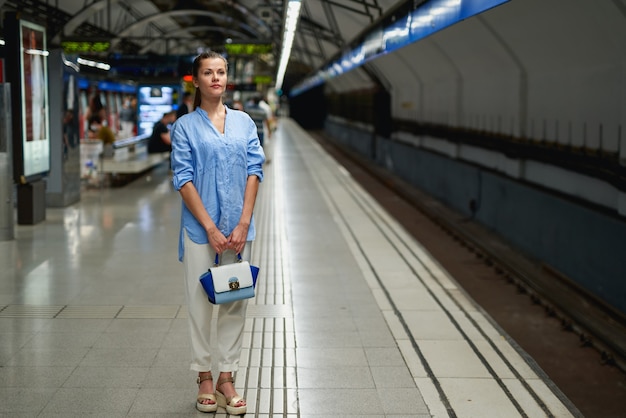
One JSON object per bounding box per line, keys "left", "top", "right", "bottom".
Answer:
{"left": 308, "top": 129, "right": 626, "bottom": 418}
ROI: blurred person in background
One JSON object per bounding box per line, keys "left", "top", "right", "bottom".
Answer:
{"left": 231, "top": 91, "right": 244, "bottom": 111}
{"left": 118, "top": 96, "right": 136, "bottom": 138}
{"left": 88, "top": 113, "right": 115, "bottom": 145}
{"left": 148, "top": 110, "right": 177, "bottom": 154}
{"left": 244, "top": 95, "right": 270, "bottom": 149}
{"left": 177, "top": 91, "right": 194, "bottom": 119}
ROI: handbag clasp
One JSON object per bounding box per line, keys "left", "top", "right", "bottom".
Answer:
{"left": 228, "top": 278, "right": 240, "bottom": 290}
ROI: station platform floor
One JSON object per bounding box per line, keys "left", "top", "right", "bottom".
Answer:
{"left": 0, "top": 118, "right": 581, "bottom": 417}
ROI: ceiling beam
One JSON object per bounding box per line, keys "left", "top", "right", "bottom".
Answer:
{"left": 52, "top": 0, "right": 122, "bottom": 43}
{"left": 109, "top": 9, "right": 260, "bottom": 51}
{"left": 137, "top": 25, "right": 250, "bottom": 54}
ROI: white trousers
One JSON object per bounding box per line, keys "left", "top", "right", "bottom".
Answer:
{"left": 183, "top": 230, "right": 251, "bottom": 373}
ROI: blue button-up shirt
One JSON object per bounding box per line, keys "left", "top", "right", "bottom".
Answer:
{"left": 171, "top": 106, "right": 265, "bottom": 261}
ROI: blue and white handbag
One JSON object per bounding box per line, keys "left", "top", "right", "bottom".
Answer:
{"left": 199, "top": 253, "right": 259, "bottom": 304}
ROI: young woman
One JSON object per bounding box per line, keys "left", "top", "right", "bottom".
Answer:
{"left": 170, "top": 51, "right": 265, "bottom": 414}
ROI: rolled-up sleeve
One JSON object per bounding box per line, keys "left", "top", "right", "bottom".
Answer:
{"left": 247, "top": 124, "right": 265, "bottom": 182}
{"left": 170, "top": 120, "right": 194, "bottom": 190}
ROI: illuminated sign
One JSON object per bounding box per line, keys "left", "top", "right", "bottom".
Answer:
{"left": 224, "top": 44, "right": 273, "bottom": 55}
{"left": 253, "top": 75, "right": 273, "bottom": 84}
{"left": 61, "top": 40, "right": 110, "bottom": 53}
{"left": 291, "top": 0, "right": 511, "bottom": 96}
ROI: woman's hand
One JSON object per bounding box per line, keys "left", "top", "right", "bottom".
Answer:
{"left": 207, "top": 227, "right": 229, "bottom": 254}
{"left": 227, "top": 222, "right": 250, "bottom": 254}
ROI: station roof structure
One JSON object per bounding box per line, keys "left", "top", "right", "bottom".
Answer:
{"left": 1, "top": 0, "right": 401, "bottom": 92}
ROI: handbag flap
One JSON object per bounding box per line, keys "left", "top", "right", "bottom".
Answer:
{"left": 209, "top": 261, "right": 254, "bottom": 293}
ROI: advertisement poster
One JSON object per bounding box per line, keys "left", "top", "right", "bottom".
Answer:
{"left": 20, "top": 20, "right": 50, "bottom": 177}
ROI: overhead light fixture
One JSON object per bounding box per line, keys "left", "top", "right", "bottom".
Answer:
{"left": 275, "top": 0, "right": 301, "bottom": 92}
{"left": 77, "top": 57, "right": 110, "bottom": 71}
{"left": 62, "top": 54, "right": 80, "bottom": 72}
{"left": 24, "top": 48, "right": 49, "bottom": 56}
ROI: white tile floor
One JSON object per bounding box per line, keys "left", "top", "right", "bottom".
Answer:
{"left": 0, "top": 118, "right": 579, "bottom": 417}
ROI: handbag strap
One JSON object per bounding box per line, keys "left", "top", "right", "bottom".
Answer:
{"left": 213, "top": 252, "right": 243, "bottom": 266}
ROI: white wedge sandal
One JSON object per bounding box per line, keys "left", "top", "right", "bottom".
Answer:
{"left": 215, "top": 376, "right": 247, "bottom": 415}
{"left": 196, "top": 372, "right": 218, "bottom": 413}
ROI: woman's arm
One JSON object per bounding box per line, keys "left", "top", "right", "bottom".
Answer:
{"left": 179, "top": 181, "right": 229, "bottom": 253}
{"left": 227, "top": 175, "right": 260, "bottom": 254}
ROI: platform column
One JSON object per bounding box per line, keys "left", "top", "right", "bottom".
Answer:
{"left": 0, "top": 84, "right": 14, "bottom": 240}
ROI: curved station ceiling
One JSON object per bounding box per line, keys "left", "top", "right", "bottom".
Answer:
{"left": 0, "top": 0, "right": 401, "bottom": 92}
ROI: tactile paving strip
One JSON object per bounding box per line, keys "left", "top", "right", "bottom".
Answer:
{"left": 116, "top": 305, "right": 181, "bottom": 318}
{"left": 247, "top": 304, "right": 293, "bottom": 318}
{"left": 56, "top": 305, "right": 123, "bottom": 318}
{"left": 0, "top": 305, "right": 64, "bottom": 318}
